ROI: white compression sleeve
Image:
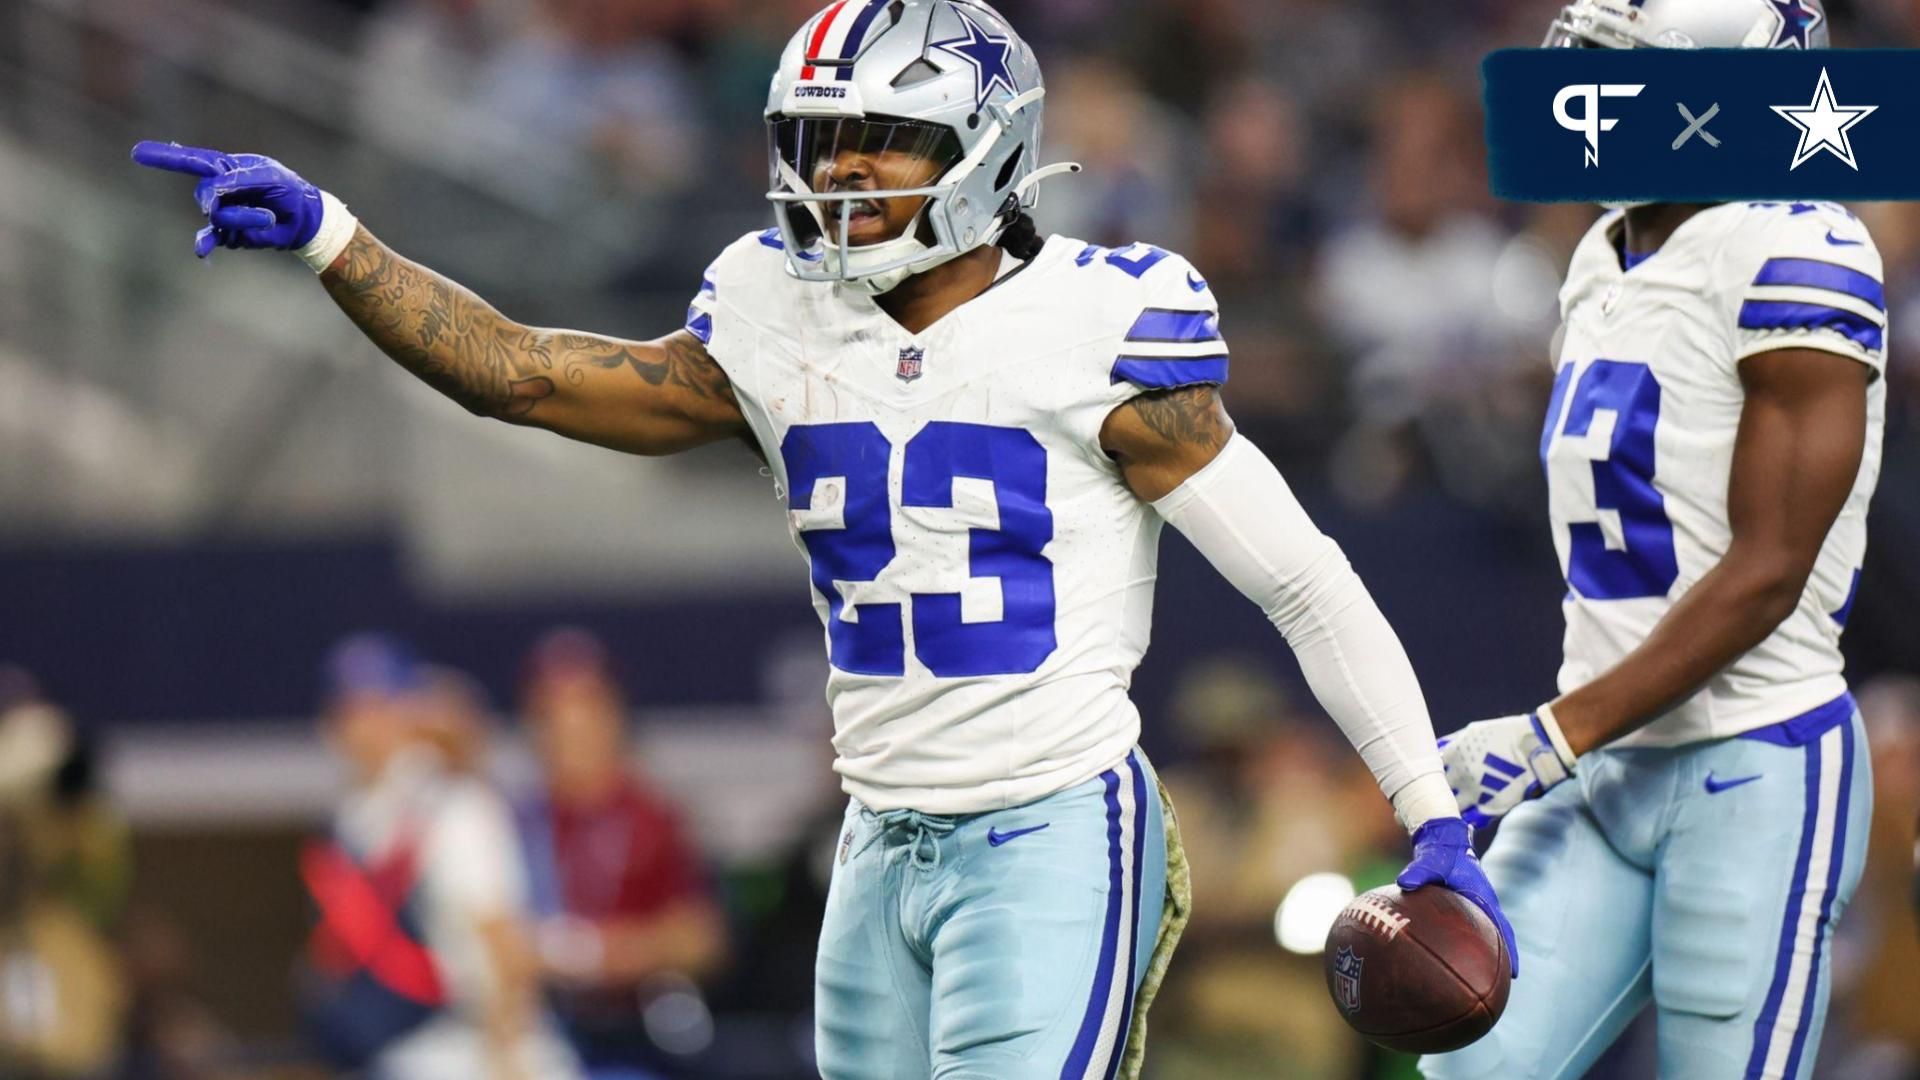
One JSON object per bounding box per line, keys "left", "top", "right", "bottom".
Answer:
{"left": 1152, "top": 433, "right": 1456, "bottom": 830}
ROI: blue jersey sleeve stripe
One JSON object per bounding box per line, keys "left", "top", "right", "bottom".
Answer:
{"left": 1738, "top": 300, "right": 1883, "bottom": 351}
{"left": 686, "top": 309, "right": 713, "bottom": 345}
{"left": 1125, "top": 308, "right": 1221, "bottom": 343}
{"left": 1111, "top": 356, "right": 1229, "bottom": 387}
{"left": 1752, "top": 258, "right": 1884, "bottom": 310}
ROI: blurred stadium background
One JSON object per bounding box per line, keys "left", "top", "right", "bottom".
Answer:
{"left": 2, "top": 0, "right": 1919, "bottom": 1076}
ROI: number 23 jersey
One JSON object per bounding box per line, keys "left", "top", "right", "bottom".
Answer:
{"left": 1547, "top": 202, "right": 1886, "bottom": 747}
{"left": 688, "top": 231, "right": 1228, "bottom": 812}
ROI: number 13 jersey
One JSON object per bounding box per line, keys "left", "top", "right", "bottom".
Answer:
{"left": 688, "top": 231, "right": 1228, "bottom": 812}
{"left": 1547, "top": 201, "right": 1887, "bottom": 748}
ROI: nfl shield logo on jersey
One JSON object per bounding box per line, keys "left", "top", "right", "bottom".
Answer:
{"left": 896, "top": 345, "right": 925, "bottom": 383}
{"left": 1333, "top": 946, "right": 1364, "bottom": 1014}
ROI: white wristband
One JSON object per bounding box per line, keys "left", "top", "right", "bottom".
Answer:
{"left": 1391, "top": 772, "right": 1460, "bottom": 833}
{"left": 297, "top": 191, "right": 358, "bottom": 273}
{"left": 1535, "top": 701, "right": 1578, "bottom": 768}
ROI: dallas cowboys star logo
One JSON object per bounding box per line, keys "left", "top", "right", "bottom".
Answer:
{"left": 1765, "top": 0, "right": 1823, "bottom": 48}
{"left": 1771, "top": 67, "right": 1876, "bottom": 171}
{"left": 932, "top": 8, "right": 1018, "bottom": 111}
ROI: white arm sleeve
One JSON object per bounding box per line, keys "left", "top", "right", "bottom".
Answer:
{"left": 1152, "top": 433, "right": 1456, "bottom": 829}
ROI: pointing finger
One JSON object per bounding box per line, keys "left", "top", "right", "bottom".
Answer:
{"left": 132, "top": 141, "right": 233, "bottom": 178}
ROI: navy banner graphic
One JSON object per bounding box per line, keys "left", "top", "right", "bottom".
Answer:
{"left": 1484, "top": 49, "right": 1918, "bottom": 202}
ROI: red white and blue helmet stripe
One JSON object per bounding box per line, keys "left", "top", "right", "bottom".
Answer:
{"left": 800, "top": 0, "right": 893, "bottom": 81}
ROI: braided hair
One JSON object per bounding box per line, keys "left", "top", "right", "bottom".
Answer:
{"left": 995, "top": 209, "right": 1047, "bottom": 261}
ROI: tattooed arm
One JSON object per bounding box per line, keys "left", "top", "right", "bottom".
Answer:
{"left": 318, "top": 226, "right": 748, "bottom": 455}
{"left": 1098, "top": 386, "right": 1235, "bottom": 501}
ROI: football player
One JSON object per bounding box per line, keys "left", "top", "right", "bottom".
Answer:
{"left": 133, "top": 2, "right": 1511, "bottom": 1076}
{"left": 1425, "top": 2, "right": 1883, "bottom": 1078}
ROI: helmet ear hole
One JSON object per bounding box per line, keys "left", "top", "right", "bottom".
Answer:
{"left": 994, "top": 144, "right": 1024, "bottom": 193}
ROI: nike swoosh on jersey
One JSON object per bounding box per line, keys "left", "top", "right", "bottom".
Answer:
{"left": 1825, "top": 230, "right": 1865, "bottom": 246}
{"left": 986, "top": 823, "right": 1051, "bottom": 847}
{"left": 1704, "top": 772, "right": 1763, "bottom": 794}
{"left": 1186, "top": 270, "right": 1209, "bottom": 292}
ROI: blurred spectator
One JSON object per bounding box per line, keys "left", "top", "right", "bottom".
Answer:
{"left": 1150, "top": 659, "right": 1401, "bottom": 1080}
{"left": 0, "top": 695, "right": 128, "bottom": 1079}
{"left": 419, "top": 664, "right": 499, "bottom": 777}
{"left": 465, "top": 0, "right": 704, "bottom": 198}
{"left": 1186, "top": 74, "right": 1342, "bottom": 464}
{"left": 516, "top": 628, "right": 726, "bottom": 1075}
{"left": 355, "top": 0, "right": 534, "bottom": 148}
{"left": 1315, "top": 71, "right": 1556, "bottom": 508}
{"left": 302, "top": 633, "right": 579, "bottom": 1079}
{"left": 1044, "top": 55, "right": 1192, "bottom": 252}
{"left": 1192, "top": 75, "right": 1315, "bottom": 290}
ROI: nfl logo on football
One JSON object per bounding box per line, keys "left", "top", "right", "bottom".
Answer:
{"left": 1333, "top": 946, "right": 1365, "bottom": 1015}
{"left": 896, "top": 345, "right": 925, "bottom": 383}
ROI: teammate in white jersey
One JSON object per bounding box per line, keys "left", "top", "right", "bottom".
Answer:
{"left": 1425, "top": 2, "right": 1883, "bottom": 1078}
{"left": 133, "top": 2, "right": 1513, "bottom": 1075}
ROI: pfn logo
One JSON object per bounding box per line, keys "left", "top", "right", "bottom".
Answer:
{"left": 1554, "top": 83, "right": 1645, "bottom": 167}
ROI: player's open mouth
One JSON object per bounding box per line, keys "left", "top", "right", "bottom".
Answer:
{"left": 838, "top": 199, "right": 883, "bottom": 238}
{"left": 825, "top": 196, "right": 883, "bottom": 243}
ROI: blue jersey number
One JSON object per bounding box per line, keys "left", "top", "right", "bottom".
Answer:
{"left": 782, "top": 423, "right": 901, "bottom": 674}
{"left": 1073, "top": 242, "right": 1170, "bottom": 278}
{"left": 1541, "top": 359, "right": 1679, "bottom": 600}
{"left": 781, "top": 421, "right": 1057, "bottom": 677}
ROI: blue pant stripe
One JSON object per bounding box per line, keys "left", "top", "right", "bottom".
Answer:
{"left": 1781, "top": 719, "right": 1854, "bottom": 1079}
{"left": 1745, "top": 732, "right": 1824, "bottom": 1078}
{"left": 1102, "top": 753, "right": 1149, "bottom": 1080}
{"left": 1062, "top": 769, "right": 1124, "bottom": 1079}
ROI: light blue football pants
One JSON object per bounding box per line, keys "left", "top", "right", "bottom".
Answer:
{"left": 815, "top": 748, "right": 1167, "bottom": 1080}
{"left": 1421, "top": 695, "right": 1872, "bottom": 1080}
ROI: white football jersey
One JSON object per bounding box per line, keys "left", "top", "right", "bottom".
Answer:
{"left": 1548, "top": 202, "right": 1886, "bottom": 747}
{"left": 688, "top": 231, "right": 1228, "bottom": 812}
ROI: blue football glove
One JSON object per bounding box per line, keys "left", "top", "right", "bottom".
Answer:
{"left": 1397, "top": 816, "right": 1519, "bottom": 976}
{"left": 131, "top": 141, "right": 326, "bottom": 259}
{"left": 1439, "top": 707, "right": 1577, "bottom": 829}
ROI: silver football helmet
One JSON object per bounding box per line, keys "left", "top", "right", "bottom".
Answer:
{"left": 1545, "top": 0, "right": 1828, "bottom": 49}
{"left": 764, "top": 0, "right": 1077, "bottom": 294}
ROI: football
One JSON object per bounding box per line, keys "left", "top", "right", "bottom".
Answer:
{"left": 1322, "top": 885, "right": 1511, "bottom": 1054}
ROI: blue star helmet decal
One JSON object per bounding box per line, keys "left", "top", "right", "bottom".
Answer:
{"left": 932, "top": 8, "right": 1019, "bottom": 111}
{"left": 1766, "top": 0, "right": 1822, "bottom": 48}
